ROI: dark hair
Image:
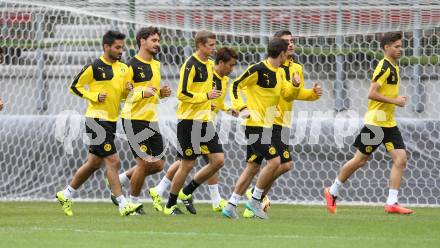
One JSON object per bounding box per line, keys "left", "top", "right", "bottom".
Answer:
{"left": 136, "top": 27, "right": 161, "bottom": 48}
{"left": 267, "top": 38, "right": 289, "bottom": 58}
{"left": 194, "top": 30, "right": 216, "bottom": 48}
{"left": 380, "top": 32, "right": 402, "bottom": 49}
{"left": 215, "top": 47, "right": 238, "bottom": 64}
{"left": 273, "top": 30, "right": 292, "bottom": 38}
{"left": 102, "top": 30, "right": 126, "bottom": 47}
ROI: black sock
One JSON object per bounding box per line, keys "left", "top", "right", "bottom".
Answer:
{"left": 182, "top": 180, "right": 200, "bottom": 195}
{"left": 166, "top": 193, "right": 178, "bottom": 208}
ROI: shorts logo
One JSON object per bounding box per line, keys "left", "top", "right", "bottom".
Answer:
{"left": 248, "top": 154, "right": 258, "bottom": 162}
{"left": 140, "top": 145, "right": 148, "bottom": 153}
{"left": 104, "top": 143, "right": 112, "bottom": 152}
{"left": 185, "top": 148, "right": 193, "bottom": 156}
{"left": 385, "top": 142, "right": 394, "bottom": 152}
{"left": 268, "top": 146, "right": 277, "bottom": 155}
{"left": 283, "top": 151, "right": 290, "bottom": 159}
{"left": 200, "top": 145, "right": 210, "bottom": 155}
{"left": 365, "top": 146, "right": 373, "bottom": 153}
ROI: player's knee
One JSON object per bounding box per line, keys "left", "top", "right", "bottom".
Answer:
{"left": 148, "top": 160, "right": 164, "bottom": 174}
{"left": 280, "top": 161, "right": 293, "bottom": 174}
{"left": 394, "top": 155, "right": 407, "bottom": 170}
{"left": 106, "top": 159, "right": 120, "bottom": 171}
{"left": 358, "top": 158, "right": 368, "bottom": 168}
{"left": 210, "top": 154, "right": 225, "bottom": 170}
{"left": 248, "top": 165, "right": 260, "bottom": 176}
{"left": 180, "top": 161, "right": 195, "bottom": 172}
{"left": 88, "top": 159, "right": 102, "bottom": 170}
{"left": 354, "top": 154, "right": 369, "bottom": 168}
{"left": 267, "top": 157, "right": 281, "bottom": 168}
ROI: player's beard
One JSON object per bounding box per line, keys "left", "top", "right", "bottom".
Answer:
{"left": 149, "top": 46, "right": 160, "bottom": 55}
{"left": 109, "top": 52, "right": 122, "bottom": 61}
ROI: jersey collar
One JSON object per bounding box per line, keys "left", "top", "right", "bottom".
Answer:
{"left": 263, "top": 59, "right": 278, "bottom": 72}
{"left": 384, "top": 56, "right": 398, "bottom": 67}
{"left": 135, "top": 54, "right": 153, "bottom": 64}
{"left": 100, "top": 55, "right": 114, "bottom": 65}
{"left": 213, "top": 70, "right": 224, "bottom": 80}
{"left": 193, "top": 53, "right": 209, "bottom": 64}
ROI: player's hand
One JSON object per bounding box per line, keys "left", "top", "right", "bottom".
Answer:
{"left": 0, "top": 99, "right": 4, "bottom": 111}
{"left": 98, "top": 92, "right": 107, "bottom": 102}
{"left": 227, "top": 108, "right": 240, "bottom": 117}
{"left": 125, "top": 82, "right": 133, "bottom": 91}
{"left": 395, "top": 96, "right": 407, "bottom": 107}
{"left": 312, "top": 83, "right": 323, "bottom": 97}
{"left": 211, "top": 103, "right": 216, "bottom": 111}
{"left": 143, "top": 86, "right": 157, "bottom": 98}
{"left": 160, "top": 85, "right": 171, "bottom": 98}
{"left": 207, "top": 89, "right": 222, "bottom": 100}
{"left": 239, "top": 108, "right": 250, "bottom": 118}
{"left": 291, "top": 73, "right": 301, "bottom": 87}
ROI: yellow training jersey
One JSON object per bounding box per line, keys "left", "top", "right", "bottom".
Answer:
{"left": 230, "top": 59, "right": 298, "bottom": 128}
{"left": 211, "top": 70, "right": 231, "bottom": 119}
{"left": 177, "top": 53, "right": 215, "bottom": 121}
{"left": 364, "top": 57, "right": 400, "bottom": 127}
{"left": 274, "top": 59, "right": 320, "bottom": 127}
{"left": 120, "top": 55, "right": 161, "bottom": 122}
{"left": 69, "top": 56, "right": 128, "bottom": 122}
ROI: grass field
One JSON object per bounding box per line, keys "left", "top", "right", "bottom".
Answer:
{"left": 1, "top": 202, "right": 439, "bottom": 248}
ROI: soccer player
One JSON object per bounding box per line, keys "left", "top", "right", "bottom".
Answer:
{"left": 237, "top": 30, "right": 323, "bottom": 218}
{"left": 222, "top": 38, "right": 298, "bottom": 219}
{"left": 56, "top": 30, "right": 142, "bottom": 216}
{"left": 324, "top": 32, "right": 413, "bottom": 215}
{"left": 142, "top": 47, "right": 239, "bottom": 212}
{"left": 113, "top": 27, "right": 170, "bottom": 215}
{"left": 112, "top": 48, "right": 238, "bottom": 213}
{"left": 0, "top": 98, "right": 3, "bottom": 111}
{"left": 163, "top": 30, "right": 225, "bottom": 215}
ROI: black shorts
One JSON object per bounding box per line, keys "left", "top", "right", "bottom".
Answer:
{"left": 122, "top": 119, "right": 164, "bottom": 158}
{"left": 85, "top": 117, "right": 117, "bottom": 158}
{"left": 245, "top": 126, "right": 279, "bottom": 165}
{"left": 353, "top": 125, "right": 405, "bottom": 155}
{"left": 177, "top": 119, "right": 223, "bottom": 160}
{"left": 200, "top": 155, "right": 209, "bottom": 164}
{"left": 272, "top": 125, "right": 293, "bottom": 164}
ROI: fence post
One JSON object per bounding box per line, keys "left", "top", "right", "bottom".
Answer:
{"left": 334, "top": 0, "right": 350, "bottom": 111}
{"left": 412, "top": 7, "right": 425, "bottom": 113}
{"left": 35, "top": 12, "right": 47, "bottom": 113}
{"left": 128, "top": 0, "right": 136, "bottom": 58}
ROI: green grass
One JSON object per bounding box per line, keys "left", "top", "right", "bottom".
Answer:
{"left": 0, "top": 202, "right": 439, "bottom": 248}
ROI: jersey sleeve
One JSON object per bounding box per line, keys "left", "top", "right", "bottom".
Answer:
{"left": 215, "top": 93, "right": 230, "bottom": 112}
{"left": 69, "top": 65, "right": 100, "bottom": 102}
{"left": 279, "top": 69, "right": 300, "bottom": 102}
{"left": 215, "top": 79, "right": 231, "bottom": 112}
{"left": 371, "top": 60, "right": 390, "bottom": 87}
{"left": 177, "top": 63, "right": 209, "bottom": 103}
{"left": 121, "top": 66, "right": 136, "bottom": 102}
{"left": 230, "top": 64, "right": 258, "bottom": 111}
{"left": 295, "top": 68, "right": 319, "bottom": 101}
